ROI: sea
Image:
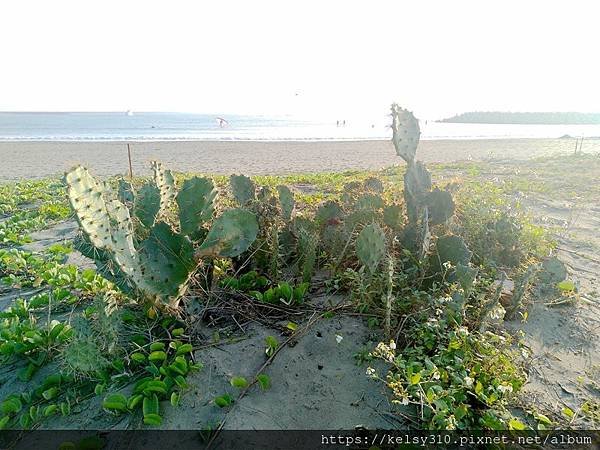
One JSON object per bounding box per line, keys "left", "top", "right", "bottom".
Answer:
{"left": 1, "top": 112, "right": 600, "bottom": 142}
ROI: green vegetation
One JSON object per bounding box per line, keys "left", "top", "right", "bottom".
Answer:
{"left": 2, "top": 104, "right": 585, "bottom": 434}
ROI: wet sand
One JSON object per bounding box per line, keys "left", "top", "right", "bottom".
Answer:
{"left": 1, "top": 138, "right": 598, "bottom": 180}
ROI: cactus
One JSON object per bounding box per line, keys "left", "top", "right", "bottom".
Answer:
{"left": 151, "top": 160, "right": 177, "bottom": 216}
{"left": 391, "top": 104, "right": 420, "bottom": 164}
{"left": 197, "top": 209, "right": 259, "bottom": 258}
{"left": 117, "top": 179, "right": 135, "bottom": 206}
{"left": 137, "top": 222, "right": 196, "bottom": 299}
{"left": 176, "top": 176, "right": 217, "bottom": 239}
{"left": 425, "top": 188, "right": 455, "bottom": 225}
{"left": 276, "top": 185, "right": 295, "bottom": 222}
{"left": 433, "top": 234, "right": 472, "bottom": 269}
{"left": 364, "top": 177, "right": 384, "bottom": 193}
{"left": 134, "top": 183, "right": 161, "bottom": 228}
{"left": 391, "top": 104, "right": 461, "bottom": 260}
{"left": 65, "top": 163, "right": 259, "bottom": 309}
{"left": 404, "top": 161, "right": 432, "bottom": 224}
{"left": 383, "top": 204, "right": 403, "bottom": 230}
{"left": 355, "top": 223, "right": 386, "bottom": 273}
{"left": 315, "top": 201, "right": 344, "bottom": 224}
{"left": 230, "top": 174, "right": 256, "bottom": 206}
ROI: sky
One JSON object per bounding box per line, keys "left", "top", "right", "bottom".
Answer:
{"left": 1, "top": 0, "right": 599, "bottom": 120}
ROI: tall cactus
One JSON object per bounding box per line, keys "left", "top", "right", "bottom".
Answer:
{"left": 391, "top": 104, "right": 456, "bottom": 257}
{"left": 65, "top": 162, "right": 258, "bottom": 309}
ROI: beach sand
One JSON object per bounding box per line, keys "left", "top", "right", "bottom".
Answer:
{"left": 1, "top": 138, "right": 598, "bottom": 180}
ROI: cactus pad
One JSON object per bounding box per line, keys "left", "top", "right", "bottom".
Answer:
{"left": 65, "top": 166, "right": 112, "bottom": 250}
{"left": 276, "top": 185, "right": 295, "bottom": 222}
{"left": 434, "top": 235, "right": 472, "bottom": 268}
{"left": 197, "top": 209, "right": 258, "bottom": 258}
{"left": 391, "top": 104, "right": 420, "bottom": 163}
{"left": 176, "top": 176, "right": 217, "bottom": 238}
{"left": 425, "top": 188, "right": 455, "bottom": 225}
{"left": 364, "top": 177, "right": 384, "bottom": 193}
{"left": 383, "top": 204, "right": 403, "bottom": 230}
{"left": 230, "top": 174, "right": 256, "bottom": 206}
{"left": 355, "top": 223, "right": 386, "bottom": 273}
{"left": 138, "top": 222, "right": 195, "bottom": 299}
{"left": 134, "top": 183, "right": 161, "bottom": 228}
{"left": 151, "top": 160, "right": 177, "bottom": 215}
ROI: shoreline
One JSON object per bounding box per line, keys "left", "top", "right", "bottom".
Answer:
{"left": 2, "top": 138, "right": 598, "bottom": 181}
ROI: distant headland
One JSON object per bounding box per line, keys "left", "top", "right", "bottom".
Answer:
{"left": 439, "top": 112, "right": 600, "bottom": 125}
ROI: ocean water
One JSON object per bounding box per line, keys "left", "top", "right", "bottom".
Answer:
{"left": 1, "top": 112, "right": 600, "bottom": 141}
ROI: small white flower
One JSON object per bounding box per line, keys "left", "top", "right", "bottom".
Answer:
{"left": 497, "top": 383, "right": 513, "bottom": 395}
{"left": 464, "top": 376, "right": 474, "bottom": 387}
{"left": 389, "top": 340, "right": 396, "bottom": 350}
{"left": 335, "top": 334, "right": 343, "bottom": 344}
{"left": 432, "top": 371, "right": 441, "bottom": 380}
{"left": 457, "top": 326, "right": 469, "bottom": 337}
{"left": 366, "top": 367, "right": 376, "bottom": 376}
{"left": 400, "top": 397, "right": 409, "bottom": 405}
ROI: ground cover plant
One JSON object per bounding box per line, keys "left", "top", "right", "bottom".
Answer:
{"left": 0, "top": 105, "right": 598, "bottom": 439}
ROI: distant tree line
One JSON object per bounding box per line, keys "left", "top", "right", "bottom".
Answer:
{"left": 439, "top": 112, "right": 600, "bottom": 125}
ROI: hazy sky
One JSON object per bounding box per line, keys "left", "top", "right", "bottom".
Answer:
{"left": 1, "top": 0, "right": 599, "bottom": 119}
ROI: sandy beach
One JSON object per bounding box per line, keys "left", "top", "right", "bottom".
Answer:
{"left": 1, "top": 138, "right": 598, "bottom": 180}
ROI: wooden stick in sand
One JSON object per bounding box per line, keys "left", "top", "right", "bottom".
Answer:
{"left": 127, "top": 143, "right": 133, "bottom": 179}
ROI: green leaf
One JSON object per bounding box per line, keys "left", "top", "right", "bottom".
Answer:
{"left": 214, "top": 395, "right": 233, "bottom": 408}
{"left": 557, "top": 280, "right": 576, "bottom": 292}
{"left": 508, "top": 418, "right": 527, "bottom": 430}
{"left": 562, "top": 407, "right": 574, "bottom": 418}
{"left": 1, "top": 397, "right": 23, "bottom": 414}
{"left": 265, "top": 336, "right": 279, "bottom": 350}
{"left": 130, "top": 352, "right": 146, "bottom": 363}
{"left": 257, "top": 374, "right": 271, "bottom": 391}
{"left": 148, "top": 351, "right": 167, "bottom": 362}
{"left": 474, "top": 381, "right": 483, "bottom": 395}
{"left": 127, "top": 394, "right": 144, "bottom": 410}
{"left": 102, "top": 394, "right": 128, "bottom": 412}
{"left": 230, "top": 376, "right": 249, "bottom": 389}
{"left": 0, "top": 415, "right": 10, "bottom": 430}
{"left": 150, "top": 342, "right": 166, "bottom": 352}
{"left": 43, "top": 405, "right": 59, "bottom": 417}
{"left": 175, "top": 344, "right": 193, "bottom": 356}
{"left": 170, "top": 392, "right": 180, "bottom": 407}
{"left": 286, "top": 322, "right": 298, "bottom": 331}
{"left": 143, "top": 394, "right": 159, "bottom": 417}
{"left": 143, "top": 413, "right": 163, "bottom": 426}
{"left": 42, "top": 387, "right": 58, "bottom": 401}
{"left": 409, "top": 372, "right": 421, "bottom": 385}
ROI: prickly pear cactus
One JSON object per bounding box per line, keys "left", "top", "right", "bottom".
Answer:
{"left": 363, "top": 177, "right": 384, "bottom": 193}
{"left": 230, "top": 174, "right": 256, "bottom": 206}
{"left": 276, "top": 185, "right": 295, "bottom": 222}
{"left": 425, "top": 188, "right": 455, "bottom": 225}
{"left": 137, "top": 222, "right": 195, "bottom": 299}
{"left": 404, "top": 161, "right": 432, "bottom": 224}
{"left": 117, "top": 179, "right": 135, "bottom": 206}
{"left": 65, "top": 166, "right": 113, "bottom": 250}
{"left": 355, "top": 223, "right": 386, "bottom": 273}
{"left": 434, "top": 234, "right": 472, "bottom": 268}
{"left": 176, "top": 176, "right": 217, "bottom": 238}
{"left": 197, "top": 209, "right": 259, "bottom": 258}
{"left": 134, "top": 183, "right": 161, "bottom": 228}
{"left": 151, "top": 160, "right": 177, "bottom": 215}
{"left": 383, "top": 204, "right": 403, "bottom": 230}
{"left": 66, "top": 163, "right": 259, "bottom": 309}
{"left": 391, "top": 104, "right": 420, "bottom": 164}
